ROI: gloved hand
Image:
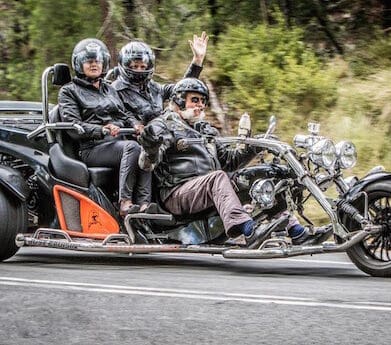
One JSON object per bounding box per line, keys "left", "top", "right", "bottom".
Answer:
{"left": 138, "top": 125, "right": 163, "bottom": 156}
{"left": 194, "top": 121, "right": 220, "bottom": 136}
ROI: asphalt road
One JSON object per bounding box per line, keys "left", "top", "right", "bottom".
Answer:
{"left": 0, "top": 248, "right": 390, "bottom": 345}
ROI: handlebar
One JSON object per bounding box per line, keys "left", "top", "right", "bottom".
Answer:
{"left": 101, "top": 127, "right": 136, "bottom": 136}
{"left": 26, "top": 122, "right": 85, "bottom": 140}
{"left": 27, "top": 123, "right": 136, "bottom": 141}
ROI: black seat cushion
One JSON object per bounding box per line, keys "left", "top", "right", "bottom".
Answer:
{"left": 88, "top": 167, "right": 117, "bottom": 190}
{"left": 49, "top": 143, "right": 90, "bottom": 188}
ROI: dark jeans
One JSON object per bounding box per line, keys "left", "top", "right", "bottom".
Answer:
{"left": 164, "top": 170, "right": 251, "bottom": 237}
{"left": 80, "top": 139, "right": 151, "bottom": 204}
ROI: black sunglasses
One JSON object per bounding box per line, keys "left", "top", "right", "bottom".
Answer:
{"left": 190, "top": 96, "right": 207, "bottom": 105}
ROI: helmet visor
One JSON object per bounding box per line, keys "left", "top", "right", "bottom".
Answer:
{"left": 78, "top": 50, "right": 105, "bottom": 65}
{"left": 122, "top": 53, "right": 153, "bottom": 71}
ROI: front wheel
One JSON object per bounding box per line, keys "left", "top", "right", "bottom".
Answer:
{"left": 0, "top": 190, "right": 27, "bottom": 261}
{"left": 344, "top": 181, "right": 391, "bottom": 277}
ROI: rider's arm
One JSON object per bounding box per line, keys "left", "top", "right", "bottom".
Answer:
{"left": 115, "top": 89, "right": 143, "bottom": 128}
{"left": 58, "top": 86, "right": 104, "bottom": 140}
{"left": 216, "top": 142, "right": 257, "bottom": 172}
{"left": 139, "top": 119, "right": 174, "bottom": 166}
{"left": 161, "top": 32, "right": 208, "bottom": 101}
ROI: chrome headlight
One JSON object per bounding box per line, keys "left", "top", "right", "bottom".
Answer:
{"left": 309, "top": 139, "right": 336, "bottom": 169}
{"left": 335, "top": 141, "right": 357, "bottom": 169}
{"left": 249, "top": 179, "right": 275, "bottom": 209}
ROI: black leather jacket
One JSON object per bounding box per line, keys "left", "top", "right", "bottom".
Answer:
{"left": 140, "top": 110, "right": 256, "bottom": 201}
{"left": 58, "top": 77, "right": 132, "bottom": 150}
{"left": 112, "top": 63, "right": 202, "bottom": 125}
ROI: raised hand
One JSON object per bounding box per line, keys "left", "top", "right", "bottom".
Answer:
{"left": 189, "top": 31, "right": 209, "bottom": 66}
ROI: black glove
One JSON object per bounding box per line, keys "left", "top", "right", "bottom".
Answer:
{"left": 194, "top": 121, "right": 220, "bottom": 136}
{"left": 139, "top": 128, "right": 162, "bottom": 155}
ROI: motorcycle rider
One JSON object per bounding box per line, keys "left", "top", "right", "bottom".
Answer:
{"left": 112, "top": 32, "right": 209, "bottom": 126}
{"left": 138, "top": 78, "right": 286, "bottom": 248}
{"left": 138, "top": 78, "right": 330, "bottom": 247}
{"left": 58, "top": 38, "right": 152, "bottom": 216}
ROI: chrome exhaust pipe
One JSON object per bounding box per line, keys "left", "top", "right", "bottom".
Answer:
{"left": 222, "top": 228, "right": 376, "bottom": 259}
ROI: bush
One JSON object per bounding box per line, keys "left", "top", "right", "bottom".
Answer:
{"left": 212, "top": 16, "right": 337, "bottom": 132}
{"left": 347, "top": 33, "right": 391, "bottom": 77}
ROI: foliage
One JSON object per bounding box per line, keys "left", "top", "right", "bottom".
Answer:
{"left": 323, "top": 68, "right": 391, "bottom": 172}
{"left": 0, "top": 0, "right": 104, "bottom": 101}
{"left": 347, "top": 33, "right": 391, "bottom": 77}
{"left": 0, "top": 0, "right": 389, "bottom": 173}
{"left": 213, "top": 16, "right": 337, "bottom": 132}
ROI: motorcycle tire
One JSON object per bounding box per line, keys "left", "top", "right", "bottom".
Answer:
{"left": 344, "top": 181, "right": 391, "bottom": 277}
{"left": 0, "top": 189, "right": 27, "bottom": 261}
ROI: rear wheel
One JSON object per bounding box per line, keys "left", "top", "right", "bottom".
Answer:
{"left": 0, "top": 190, "right": 27, "bottom": 261}
{"left": 344, "top": 181, "right": 391, "bottom": 277}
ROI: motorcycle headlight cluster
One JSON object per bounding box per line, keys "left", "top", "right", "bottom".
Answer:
{"left": 249, "top": 179, "right": 275, "bottom": 209}
{"left": 335, "top": 141, "right": 357, "bottom": 169}
{"left": 308, "top": 139, "right": 337, "bottom": 169}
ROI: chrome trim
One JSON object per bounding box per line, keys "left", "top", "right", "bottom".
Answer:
{"left": 219, "top": 137, "right": 350, "bottom": 238}
{"left": 41, "top": 66, "right": 54, "bottom": 143}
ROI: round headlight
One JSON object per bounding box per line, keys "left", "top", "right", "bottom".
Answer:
{"left": 249, "top": 179, "right": 275, "bottom": 209}
{"left": 309, "top": 139, "right": 336, "bottom": 169}
{"left": 335, "top": 141, "right": 357, "bottom": 169}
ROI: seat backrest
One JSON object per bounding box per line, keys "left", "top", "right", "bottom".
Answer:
{"left": 49, "top": 143, "right": 90, "bottom": 187}
{"left": 48, "top": 104, "right": 90, "bottom": 187}
{"left": 48, "top": 105, "right": 117, "bottom": 191}
{"left": 49, "top": 105, "right": 80, "bottom": 159}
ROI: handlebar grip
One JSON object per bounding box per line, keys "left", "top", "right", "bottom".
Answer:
{"left": 102, "top": 127, "right": 110, "bottom": 136}
{"left": 118, "top": 128, "right": 136, "bottom": 135}
{"left": 102, "top": 127, "right": 136, "bottom": 136}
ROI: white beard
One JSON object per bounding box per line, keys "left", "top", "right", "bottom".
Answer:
{"left": 181, "top": 108, "right": 205, "bottom": 125}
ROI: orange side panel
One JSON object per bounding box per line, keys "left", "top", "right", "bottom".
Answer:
{"left": 53, "top": 185, "right": 119, "bottom": 238}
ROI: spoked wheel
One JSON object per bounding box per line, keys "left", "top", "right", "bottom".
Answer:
{"left": 345, "top": 181, "right": 391, "bottom": 277}
{"left": 362, "top": 195, "right": 391, "bottom": 261}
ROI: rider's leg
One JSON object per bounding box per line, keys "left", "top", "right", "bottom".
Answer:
{"left": 163, "top": 170, "right": 286, "bottom": 247}
{"left": 164, "top": 170, "right": 251, "bottom": 235}
{"left": 80, "top": 139, "right": 149, "bottom": 215}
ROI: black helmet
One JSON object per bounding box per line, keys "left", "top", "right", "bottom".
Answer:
{"left": 118, "top": 41, "right": 155, "bottom": 84}
{"left": 171, "top": 78, "right": 209, "bottom": 110}
{"left": 71, "top": 38, "right": 110, "bottom": 77}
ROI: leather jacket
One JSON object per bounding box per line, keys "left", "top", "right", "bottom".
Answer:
{"left": 58, "top": 77, "right": 133, "bottom": 150}
{"left": 140, "top": 110, "right": 256, "bottom": 201}
{"left": 112, "top": 63, "right": 202, "bottom": 125}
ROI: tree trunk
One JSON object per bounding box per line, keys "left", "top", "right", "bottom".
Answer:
{"left": 380, "top": 0, "right": 391, "bottom": 32}
{"left": 99, "top": 0, "right": 117, "bottom": 65}
{"left": 204, "top": 78, "right": 231, "bottom": 135}
{"left": 314, "top": 0, "right": 344, "bottom": 55}
{"left": 260, "top": 0, "right": 268, "bottom": 24}
{"left": 280, "top": 0, "right": 293, "bottom": 28}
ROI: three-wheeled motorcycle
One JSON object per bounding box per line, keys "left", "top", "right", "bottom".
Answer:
{"left": 0, "top": 63, "right": 390, "bottom": 277}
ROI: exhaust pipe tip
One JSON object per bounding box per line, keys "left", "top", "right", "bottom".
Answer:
{"left": 15, "top": 234, "right": 25, "bottom": 247}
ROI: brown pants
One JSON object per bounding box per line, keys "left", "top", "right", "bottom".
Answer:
{"left": 164, "top": 170, "right": 251, "bottom": 237}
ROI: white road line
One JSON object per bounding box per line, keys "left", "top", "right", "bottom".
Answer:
{"left": 0, "top": 277, "right": 390, "bottom": 311}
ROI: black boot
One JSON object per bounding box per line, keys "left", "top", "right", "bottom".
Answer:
{"left": 245, "top": 216, "right": 289, "bottom": 249}
{"left": 291, "top": 225, "right": 333, "bottom": 245}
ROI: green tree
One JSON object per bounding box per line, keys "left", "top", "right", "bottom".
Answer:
{"left": 213, "top": 15, "right": 337, "bottom": 131}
